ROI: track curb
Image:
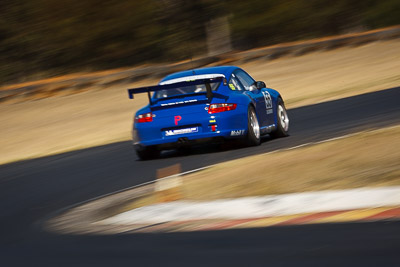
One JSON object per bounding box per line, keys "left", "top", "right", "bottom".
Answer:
{"left": 122, "top": 206, "right": 400, "bottom": 233}
{"left": 45, "top": 186, "right": 400, "bottom": 235}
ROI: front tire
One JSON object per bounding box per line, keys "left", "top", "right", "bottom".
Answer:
{"left": 246, "top": 106, "right": 261, "bottom": 146}
{"left": 271, "top": 98, "right": 289, "bottom": 138}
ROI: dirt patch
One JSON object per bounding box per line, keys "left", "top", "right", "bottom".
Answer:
{"left": 0, "top": 40, "right": 399, "bottom": 165}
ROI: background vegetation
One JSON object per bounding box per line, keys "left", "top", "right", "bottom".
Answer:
{"left": 1, "top": 0, "right": 399, "bottom": 85}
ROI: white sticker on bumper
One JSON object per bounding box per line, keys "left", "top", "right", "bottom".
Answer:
{"left": 230, "top": 130, "right": 245, "bottom": 136}
{"left": 165, "top": 127, "right": 199, "bottom": 136}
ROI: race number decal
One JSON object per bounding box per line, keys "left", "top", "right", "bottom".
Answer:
{"left": 262, "top": 91, "right": 273, "bottom": 114}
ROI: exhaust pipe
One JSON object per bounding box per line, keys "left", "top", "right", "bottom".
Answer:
{"left": 178, "top": 137, "right": 189, "bottom": 144}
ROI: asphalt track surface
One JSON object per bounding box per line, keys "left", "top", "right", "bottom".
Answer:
{"left": 0, "top": 87, "right": 399, "bottom": 266}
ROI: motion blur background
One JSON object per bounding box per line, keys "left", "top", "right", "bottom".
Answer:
{"left": 1, "top": 2, "right": 400, "bottom": 264}
{"left": 1, "top": 0, "right": 400, "bottom": 86}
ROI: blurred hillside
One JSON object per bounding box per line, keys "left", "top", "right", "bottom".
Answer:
{"left": 1, "top": 0, "right": 399, "bottom": 85}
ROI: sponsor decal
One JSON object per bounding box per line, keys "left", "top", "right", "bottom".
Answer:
{"left": 230, "top": 129, "right": 245, "bottom": 136}
{"left": 174, "top": 115, "right": 182, "bottom": 125}
{"left": 262, "top": 91, "right": 273, "bottom": 114}
{"left": 161, "top": 99, "right": 198, "bottom": 107}
{"left": 209, "top": 119, "right": 216, "bottom": 123}
{"left": 165, "top": 127, "right": 198, "bottom": 136}
{"left": 229, "top": 84, "right": 236, "bottom": 90}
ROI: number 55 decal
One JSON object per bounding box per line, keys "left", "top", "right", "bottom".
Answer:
{"left": 262, "top": 91, "right": 273, "bottom": 114}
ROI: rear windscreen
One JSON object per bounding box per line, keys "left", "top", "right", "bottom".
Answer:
{"left": 154, "top": 82, "right": 220, "bottom": 99}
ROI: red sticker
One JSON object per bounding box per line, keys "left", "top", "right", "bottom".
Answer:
{"left": 174, "top": 115, "right": 182, "bottom": 125}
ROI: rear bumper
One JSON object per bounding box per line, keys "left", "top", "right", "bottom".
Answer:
{"left": 133, "top": 129, "right": 246, "bottom": 151}
{"left": 133, "top": 104, "right": 249, "bottom": 150}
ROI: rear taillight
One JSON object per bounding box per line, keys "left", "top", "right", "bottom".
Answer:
{"left": 135, "top": 112, "right": 153, "bottom": 123}
{"left": 208, "top": 103, "right": 237, "bottom": 114}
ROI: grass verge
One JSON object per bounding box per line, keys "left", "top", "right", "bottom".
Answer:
{"left": 119, "top": 125, "right": 400, "bottom": 213}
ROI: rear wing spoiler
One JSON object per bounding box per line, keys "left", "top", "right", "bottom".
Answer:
{"left": 127, "top": 77, "right": 225, "bottom": 105}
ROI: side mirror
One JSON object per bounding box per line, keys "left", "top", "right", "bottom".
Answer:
{"left": 249, "top": 84, "right": 257, "bottom": 91}
{"left": 256, "top": 81, "right": 266, "bottom": 89}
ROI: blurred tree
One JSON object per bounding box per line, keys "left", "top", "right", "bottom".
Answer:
{"left": 156, "top": 0, "right": 206, "bottom": 60}
{"left": 362, "top": 0, "right": 400, "bottom": 27}
{"left": 156, "top": 0, "right": 232, "bottom": 58}
{"left": 1, "top": 0, "right": 399, "bottom": 85}
{"left": 202, "top": 0, "right": 233, "bottom": 56}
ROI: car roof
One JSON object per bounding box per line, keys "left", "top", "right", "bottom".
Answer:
{"left": 160, "top": 66, "right": 239, "bottom": 83}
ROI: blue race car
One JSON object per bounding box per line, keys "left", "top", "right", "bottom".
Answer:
{"left": 128, "top": 66, "right": 289, "bottom": 160}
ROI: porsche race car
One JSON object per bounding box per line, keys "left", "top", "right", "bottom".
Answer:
{"left": 128, "top": 66, "right": 289, "bottom": 160}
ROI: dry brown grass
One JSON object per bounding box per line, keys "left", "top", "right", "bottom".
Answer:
{"left": 180, "top": 126, "right": 400, "bottom": 200}
{"left": 116, "top": 126, "right": 400, "bottom": 212}
{"left": 241, "top": 40, "right": 400, "bottom": 108}
{"left": 0, "top": 80, "right": 152, "bottom": 164}
{"left": 0, "top": 40, "right": 399, "bottom": 164}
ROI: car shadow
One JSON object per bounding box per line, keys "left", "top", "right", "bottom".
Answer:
{"left": 155, "top": 135, "right": 274, "bottom": 160}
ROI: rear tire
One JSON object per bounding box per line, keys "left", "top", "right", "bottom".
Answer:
{"left": 136, "top": 146, "right": 160, "bottom": 160}
{"left": 246, "top": 106, "right": 261, "bottom": 146}
{"left": 270, "top": 98, "right": 289, "bottom": 138}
